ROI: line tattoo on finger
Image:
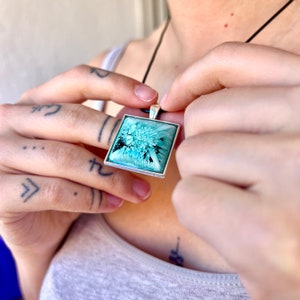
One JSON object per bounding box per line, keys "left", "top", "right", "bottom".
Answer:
{"left": 21, "top": 178, "right": 40, "bottom": 202}
{"left": 31, "top": 104, "right": 62, "bottom": 116}
{"left": 108, "top": 119, "right": 121, "bottom": 146}
{"left": 90, "top": 67, "right": 110, "bottom": 79}
{"left": 98, "top": 115, "right": 112, "bottom": 142}
{"left": 89, "top": 188, "right": 103, "bottom": 209}
{"left": 98, "top": 190, "right": 103, "bottom": 208}
{"left": 89, "top": 158, "right": 113, "bottom": 176}
{"left": 90, "top": 188, "right": 95, "bottom": 209}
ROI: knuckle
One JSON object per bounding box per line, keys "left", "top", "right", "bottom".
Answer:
{"left": 72, "top": 186, "right": 95, "bottom": 212}
{"left": 176, "top": 139, "right": 191, "bottom": 172}
{"left": 0, "top": 104, "right": 13, "bottom": 123}
{"left": 43, "top": 179, "right": 63, "bottom": 206}
{"left": 172, "top": 179, "right": 191, "bottom": 226}
{"left": 184, "top": 97, "right": 213, "bottom": 137}
{"left": 184, "top": 101, "right": 199, "bottom": 136}
{"left": 64, "top": 64, "right": 88, "bottom": 81}
{"left": 19, "top": 89, "right": 35, "bottom": 103}
{"left": 60, "top": 105, "right": 86, "bottom": 130}
{"left": 50, "top": 144, "right": 79, "bottom": 169}
{"left": 288, "top": 137, "right": 300, "bottom": 174}
{"left": 285, "top": 86, "right": 300, "bottom": 128}
{"left": 273, "top": 136, "right": 300, "bottom": 172}
{"left": 0, "top": 138, "right": 11, "bottom": 166}
{"left": 258, "top": 214, "right": 300, "bottom": 273}
{"left": 209, "top": 41, "right": 241, "bottom": 63}
{"left": 107, "top": 170, "right": 121, "bottom": 190}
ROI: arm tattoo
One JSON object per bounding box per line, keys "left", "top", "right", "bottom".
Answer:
{"left": 89, "top": 158, "right": 113, "bottom": 176}
{"left": 89, "top": 188, "right": 103, "bottom": 209}
{"left": 31, "top": 104, "right": 62, "bottom": 116}
{"left": 90, "top": 67, "right": 110, "bottom": 79}
{"left": 21, "top": 178, "right": 40, "bottom": 202}
{"left": 169, "top": 237, "right": 184, "bottom": 267}
{"left": 98, "top": 115, "right": 112, "bottom": 142}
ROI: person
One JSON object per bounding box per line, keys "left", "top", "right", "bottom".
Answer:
{"left": 1, "top": 0, "right": 300, "bottom": 299}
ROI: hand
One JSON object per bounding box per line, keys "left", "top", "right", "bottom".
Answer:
{"left": 161, "top": 42, "right": 300, "bottom": 112}
{"left": 0, "top": 64, "right": 157, "bottom": 298}
{"left": 165, "top": 43, "right": 300, "bottom": 299}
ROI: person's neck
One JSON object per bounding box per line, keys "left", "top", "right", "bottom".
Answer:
{"left": 166, "top": 0, "right": 291, "bottom": 63}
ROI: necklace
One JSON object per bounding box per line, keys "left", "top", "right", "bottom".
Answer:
{"left": 143, "top": 0, "right": 294, "bottom": 83}
{"left": 105, "top": 0, "right": 294, "bottom": 178}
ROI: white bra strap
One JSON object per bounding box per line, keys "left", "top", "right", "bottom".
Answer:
{"left": 93, "top": 43, "right": 128, "bottom": 111}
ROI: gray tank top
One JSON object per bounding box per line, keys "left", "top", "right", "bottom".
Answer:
{"left": 39, "top": 46, "right": 249, "bottom": 300}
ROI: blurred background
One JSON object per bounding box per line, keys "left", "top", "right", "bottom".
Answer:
{"left": 0, "top": 1, "right": 167, "bottom": 299}
{"left": 0, "top": 0, "right": 167, "bottom": 103}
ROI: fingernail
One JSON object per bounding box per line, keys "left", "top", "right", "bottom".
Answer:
{"left": 133, "top": 179, "right": 151, "bottom": 200}
{"left": 134, "top": 84, "right": 157, "bottom": 102}
{"left": 107, "top": 194, "right": 124, "bottom": 208}
{"left": 159, "top": 93, "right": 168, "bottom": 106}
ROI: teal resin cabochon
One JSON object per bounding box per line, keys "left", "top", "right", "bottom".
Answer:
{"left": 104, "top": 115, "right": 179, "bottom": 178}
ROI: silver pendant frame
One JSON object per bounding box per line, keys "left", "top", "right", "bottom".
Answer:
{"left": 104, "top": 114, "right": 180, "bottom": 178}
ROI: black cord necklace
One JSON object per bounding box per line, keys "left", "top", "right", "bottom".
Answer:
{"left": 142, "top": 0, "right": 294, "bottom": 88}
{"left": 246, "top": 0, "right": 294, "bottom": 43}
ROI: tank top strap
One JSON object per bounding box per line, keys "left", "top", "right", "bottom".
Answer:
{"left": 93, "top": 43, "right": 128, "bottom": 111}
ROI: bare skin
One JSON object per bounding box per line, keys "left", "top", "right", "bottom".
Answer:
{"left": 2, "top": 0, "right": 300, "bottom": 299}
{"left": 95, "top": 0, "right": 300, "bottom": 275}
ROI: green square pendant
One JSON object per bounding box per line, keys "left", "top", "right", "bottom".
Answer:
{"left": 104, "top": 115, "right": 179, "bottom": 178}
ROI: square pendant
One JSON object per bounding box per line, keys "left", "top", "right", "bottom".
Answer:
{"left": 104, "top": 115, "right": 179, "bottom": 178}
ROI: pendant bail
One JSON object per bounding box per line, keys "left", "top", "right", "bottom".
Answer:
{"left": 149, "top": 104, "right": 161, "bottom": 120}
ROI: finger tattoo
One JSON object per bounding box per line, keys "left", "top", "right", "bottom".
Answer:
{"left": 22, "top": 145, "right": 45, "bottom": 150}
{"left": 108, "top": 119, "right": 121, "bottom": 146}
{"left": 89, "top": 158, "right": 113, "bottom": 176}
{"left": 31, "top": 104, "right": 62, "bottom": 116}
{"left": 21, "top": 178, "right": 40, "bottom": 202}
{"left": 89, "top": 188, "right": 103, "bottom": 209}
{"left": 90, "top": 67, "right": 110, "bottom": 79}
{"left": 98, "top": 116, "right": 112, "bottom": 142}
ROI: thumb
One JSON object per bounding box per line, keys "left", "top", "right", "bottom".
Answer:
{"left": 161, "top": 42, "right": 300, "bottom": 111}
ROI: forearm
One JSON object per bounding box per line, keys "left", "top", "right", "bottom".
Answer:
{"left": 14, "top": 249, "right": 55, "bottom": 300}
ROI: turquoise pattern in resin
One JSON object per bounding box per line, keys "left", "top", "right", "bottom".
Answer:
{"left": 105, "top": 115, "right": 179, "bottom": 177}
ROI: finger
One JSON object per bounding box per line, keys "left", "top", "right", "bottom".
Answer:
{"left": 0, "top": 174, "right": 124, "bottom": 213}
{"left": 2, "top": 103, "right": 121, "bottom": 149}
{"left": 161, "top": 42, "right": 300, "bottom": 111}
{"left": 19, "top": 64, "right": 158, "bottom": 107}
{"left": 172, "top": 175, "right": 259, "bottom": 268}
{"left": 173, "top": 176, "right": 300, "bottom": 298}
{"left": 176, "top": 132, "right": 286, "bottom": 188}
{"left": 183, "top": 85, "right": 300, "bottom": 137}
{"left": 1, "top": 136, "right": 151, "bottom": 203}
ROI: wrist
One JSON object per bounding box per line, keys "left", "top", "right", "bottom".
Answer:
{"left": 13, "top": 246, "right": 57, "bottom": 300}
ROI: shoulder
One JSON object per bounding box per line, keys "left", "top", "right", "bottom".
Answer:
{"left": 88, "top": 50, "right": 111, "bottom": 68}
{"left": 88, "top": 22, "right": 167, "bottom": 77}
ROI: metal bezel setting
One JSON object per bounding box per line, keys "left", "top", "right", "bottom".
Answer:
{"left": 104, "top": 114, "right": 179, "bottom": 178}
